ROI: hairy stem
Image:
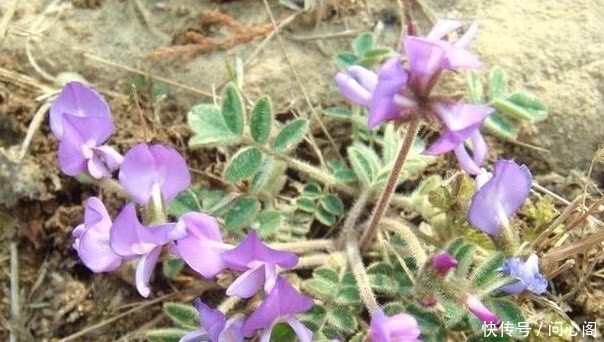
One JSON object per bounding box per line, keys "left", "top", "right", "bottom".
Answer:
{"left": 380, "top": 217, "right": 426, "bottom": 265}
{"left": 270, "top": 239, "right": 335, "bottom": 253}
{"left": 360, "top": 119, "right": 421, "bottom": 250}
{"left": 345, "top": 235, "right": 378, "bottom": 313}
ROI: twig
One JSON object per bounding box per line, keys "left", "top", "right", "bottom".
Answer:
{"left": 0, "top": 0, "right": 19, "bottom": 47}
{"left": 9, "top": 243, "right": 19, "bottom": 342}
{"left": 286, "top": 29, "right": 365, "bottom": 41}
{"left": 360, "top": 119, "right": 421, "bottom": 250}
{"left": 56, "top": 293, "right": 178, "bottom": 342}
{"left": 18, "top": 102, "right": 51, "bottom": 161}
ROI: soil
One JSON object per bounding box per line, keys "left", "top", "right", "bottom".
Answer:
{"left": 1, "top": 0, "right": 603, "bottom": 341}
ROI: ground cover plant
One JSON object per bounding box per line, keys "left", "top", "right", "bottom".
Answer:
{"left": 2, "top": 1, "right": 604, "bottom": 342}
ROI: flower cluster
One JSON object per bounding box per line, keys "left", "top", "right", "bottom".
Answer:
{"left": 335, "top": 20, "right": 492, "bottom": 175}
{"left": 52, "top": 82, "right": 314, "bottom": 341}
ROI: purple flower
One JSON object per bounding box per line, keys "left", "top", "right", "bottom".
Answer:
{"left": 423, "top": 103, "right": 493, "bottom": 174}
{"left": 221, "top": 231, "right": 298, "bottom": 298}
{"left": 119, "top": 143, "right": 191, "bottom": 205}
{"left": 170, "top": 212, "right": 232, "bottom": 278}
{"left": 334, "top": 57, "right": 416, "bottom": 129}
{"left": 242, "top": 276, "right": 313, "bottom": 342}
{"left": 467, "top": 160, "right": 532, "bottom": 236}
{"left": 404, "top": 20, "right": 481, "bottom": 94}
{"left": 369, "top": 308, "right": 422, "bottom": 342}
{"left": 57, "top": 113, "right": 123, "bottom": 178}
{"left": 333, "top": 65, "right": 378, "bottom": 106}
{"left": 499, "top": 254, "right": 547, "bottom": 295}
{"left": 179, "top": 298, "right": 244, "bottom": 342}
{"left": 109, "top": 203, "right": 185, "bottom": 297}
{"left": 465, "top": 295, "right": 500, "bottom": 324}
{"left": 367, "top": 55, "right": 415, "bottom": 128}
{"left": 429, "top": 252, "right": 458, "bottom": 276}
{"left": 72, "top": 197, "right": 122, "bottom": 272}
{"left": 50, "top": 81, "right": 112, "bottom": 140}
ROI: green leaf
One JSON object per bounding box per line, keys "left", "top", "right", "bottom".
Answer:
{"left": 484, "top": 113, "right": 518, "bottom": 140}
{"left": 353, "top": 32, "right": 374, "bottom": 56}
{"left": 471, "top": 253, "right": 505, "bottom": 288}
{"left": 323, "top": 106, "right": 352, "bottom": 119}
{"left": 221, "top": 83, "right": 245, "bottom": 135}
{"left": 162, "top": 257, "right": 185, "bottom": 278}
{"left": 223, "top": 146, "right": 263, "bottom": 183}
{"left": 167, "top": 187, "right": 203, "bottom": 217}
{"left": 269, "top": 322, "right": 296, "bottom": 342}
{"left": 224, "top": 197, "right": 260, "bottom": 231}
{"left": 273, "top": 119, "right": 308, "bottom": 152}
{"left": 445, "top": 237, "right": 466, "bottom": 256}
{"left": 319, "top": 194, "right": 344, "bottom": 215}
{"left": 347, "top": 143, "right": 380, "bottom": 187}
{"left": 488, "top": 65, "right": 509, "bottom": 100}
{"left": 441, "top": 298, "right": 467, "bottom": 329}
{"left": 328, "top": 160, "right": 357, "bottom": 183}
{"left": 163, "top": 302, "right": 199, "bottom": 328}
{"left": 467, "top": 335, "right": 511, "bottom": 342}
{"left": 362, "top": 47, "right": 392, "bottom": 59}
{"left": 146, "top": 328, "right": 189, "bottom": 342}
{"left": 326, "top": 308, "right": 357, "bottom": 334}
{"left": 315, "top": 207, "right": 337, "bottom": 226}
{"left": 381, "top": 124, "right": 399, "bottom": 164}
{"left": 188, "top": 104, "right": 239, "bottom": 147}
{"left": 453, "top": 243, "right": 476, "bottom": 279}
{"left": 489, "top": 298, "right": 527, "bottom": 339}
{"left": 335, "top": 285, "right": 361, "bottom": 306}
{"left": 491, "top": 91, "right": 547, "bottom": 122}
{"left": 466, "top": 71, "right": 485, "bottom": 104}
{"left": 335, "top": 52, "right": 358, "bottom": 69}
{"left": 302, "top": 183, "right": 322, "bottom": 197}
{"left": 405, "top": 304, "right": 443, "bottom": 330}
{"left": 255, "top": 210, "right": 282, "bottom": 238}
{"left": 368, "top": 274, "right": 398, "bottom": 295}
{"left": 250, "top": 96, "right": 273, "bottom": 144}
{"left": 314, "top": 267, "right": 339, "bottom": 283}
{"left": 303, "top": 278, "right": 335, "bottom": 299}
{"left": 250, "top": 157, "right": 287, "bottom": 199}
{"left": 296, "top": 197, "right": 317, "bottom": 213}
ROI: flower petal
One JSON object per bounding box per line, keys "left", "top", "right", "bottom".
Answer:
{"left": 135, "top": 246, "right": 162, "bottom": 298}
{"left": 222, "top": 231, "right": 298, "bottom": 271}
{"left": 226, "top": 265, "right": 265, "bottom": 298}
{"left": 50, "top": 81, "right": 111, "bottom": 139}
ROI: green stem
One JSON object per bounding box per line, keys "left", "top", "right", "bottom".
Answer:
{"left": 360, "top": 120, "right": 421, "bottom": 250}
{"left": 345, "top": 235, "right": 378, "bottom": 313}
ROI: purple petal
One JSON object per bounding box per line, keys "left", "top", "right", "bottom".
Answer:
{"left": 368, "top": 54, "right": 410, "bottom": 128}
{"left": 119, "top": 143, "right": 191, "bottom": 205}
{"left": 94, "top": 145, "right": 124, "bottom": 170}
{"left": 424, "top": 124, "right": 479, "bottom": 155}
{"left": 370, "top": 309, "right": 421, "bottom": 342}
{"left": 61, "top": 111, "right": 114, "bottom": 145}
{"left": 178, "top": 329, "right": 208, "bottom": 342}
{"left": 453, "top": 142, "right": 483, "bottom": 175}
{"left": 286, "top": 317, "right": 313, "bottom": 342}
{"left": 222, "top": 231, "right": 298, "bottom": 271}
{"left": 58, "top": 137, "right": 88, "bottom": 176}
{"left": 50, "top": 81, "right": 111, "bottom": 140}
{"left": 334, "top": 65, "right": 379, "bottom": 107}
{"left": 242, "top": 276, "right": 313, "bottom": 337}
{"left": 226, "top": 265, "right": 265, "bottom": 298}
{"left": 500, "top": 254, "right": 547, "bottom": 295}
{"left": 455, "top": 21, "right": 479, "bottom": 48}
{"left": 404, "top": 37, "right": 446, "bottom": 94}
{"left": 465, "top": 295, "right": 500, "bottom": 324}
{"left": 73, "top": 197, "right": 122, "bottom": 272}
{"left": 135, "top": 246, "right": 162, "bottom": 297}
{"left": 171, "top": 213, "right": 230, "bottom": 278}
{"left": 430, "top": 102, "right": 493, "bottom": 131}
{"left": 109, "top": 203, "right": 180, "bottom": 257}
{"left": 426, "top": 20, "right": 462, "bottom": 40}
{"left": 194, "top": 298, "right": 226, "bottom": 341}
{"left": 467, "top": 160, "right": 532, "bottom": 236}
{"left": 430, "top": 251, "right": 458, "bottom": 276}
{"left": 219, "top": 314, "right": 245, "bottom": 342}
